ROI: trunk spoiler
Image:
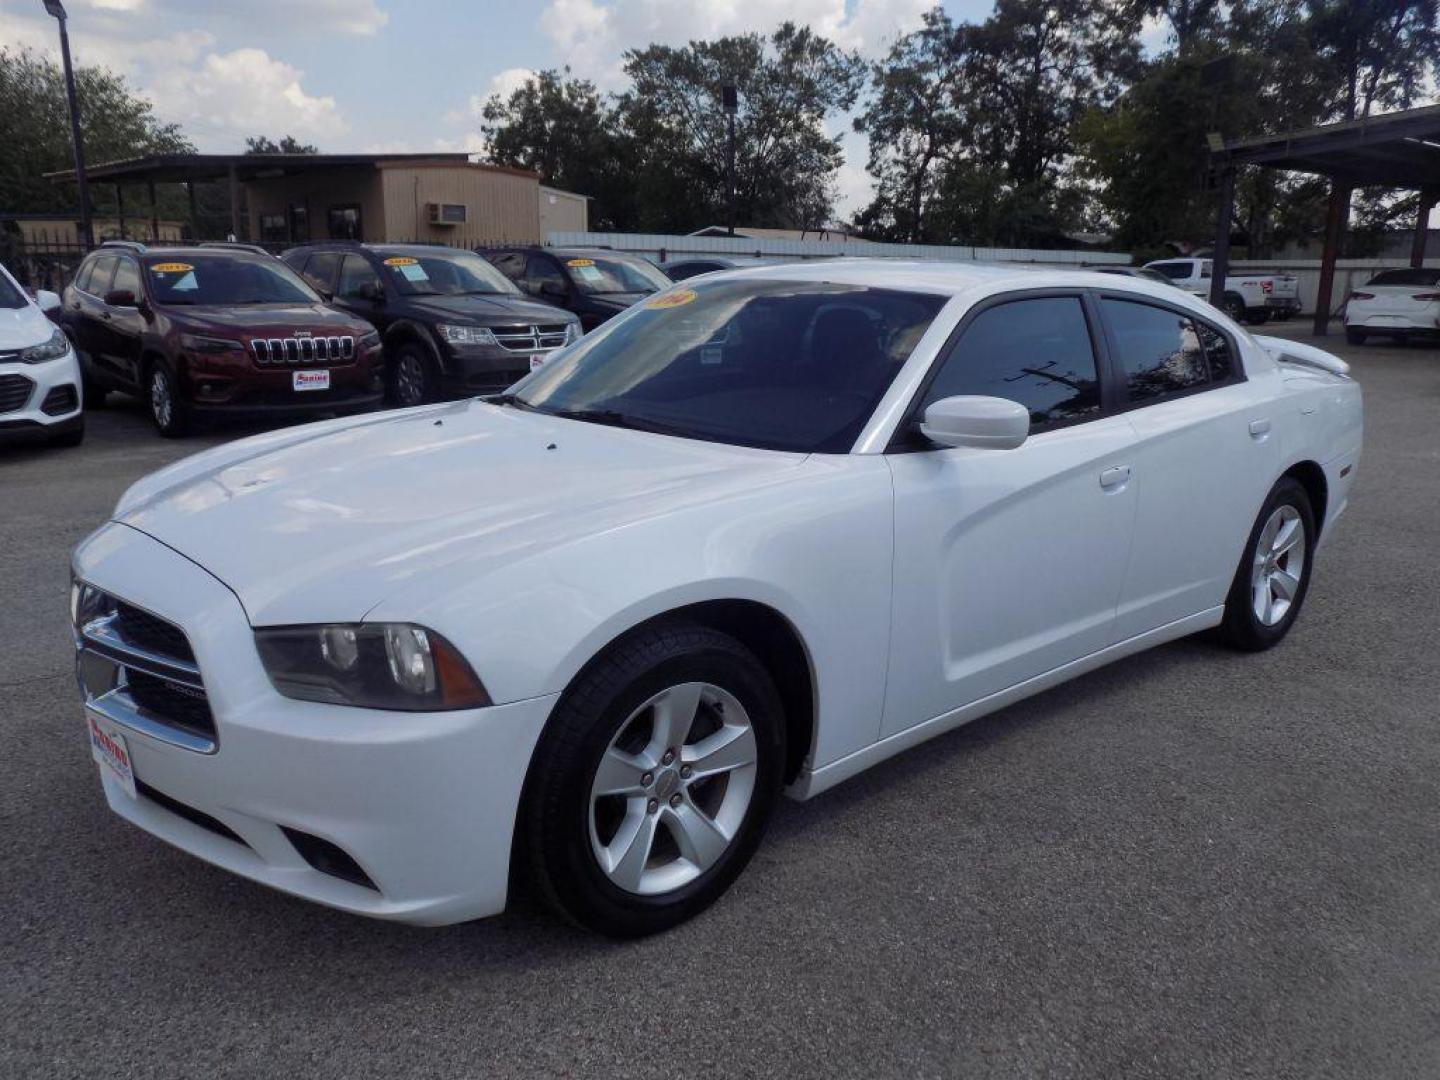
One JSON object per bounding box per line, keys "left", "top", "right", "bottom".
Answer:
{"left": 1254, "top": 335, "right": 1351, "bottom": 377}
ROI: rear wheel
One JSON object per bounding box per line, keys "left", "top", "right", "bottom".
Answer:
{"left": 1217, "top": 477, "right": 1315, "bottom": 651}
{"left": 147, "top": 359, "right": 190, "bottom": 437}
{"left": 521, "top": 620, "right": 785, "bottom": 937}
{"left": 1345, "top": 327, "right": 1366, "bottom": 345}
{"left": 1222, "top": 294, "right": 1246, "bottom": 322}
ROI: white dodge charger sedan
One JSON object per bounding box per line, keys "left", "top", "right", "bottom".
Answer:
{"left": 72, "top": 260, "right": 1363, "bottom": 936}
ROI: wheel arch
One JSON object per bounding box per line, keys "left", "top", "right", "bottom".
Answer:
{"left": 1281, "top": 459, "right": 1328, "bottom": 537}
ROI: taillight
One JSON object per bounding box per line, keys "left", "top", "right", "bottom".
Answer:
{"left": 1412, "top": 292, "right": 1440, "bottom": 301}
{"left": 1349, "top": 292, "right": 1375, "bottom": 301}
{"left": 1260, "top": 279, "right": 1273, "bottom": 294}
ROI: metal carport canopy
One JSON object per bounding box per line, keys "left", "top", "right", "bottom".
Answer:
{"left": 1209, "top": 104, "right": 1440, "bottom": 334}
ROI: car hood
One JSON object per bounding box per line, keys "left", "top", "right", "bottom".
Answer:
{"left": 114, "top": 402, "right": 807, "bottom": 625}
{"left": 0, "top": 302, "right": 54, "bottom": 350}
{"left": 404, "top": 294, "right": 574, "bottom": 324}
{"left": 162, "top": 303, "right": 372, "bottom": 336}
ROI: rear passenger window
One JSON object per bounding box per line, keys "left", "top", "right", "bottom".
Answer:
{"left": 1195, "top": 320, "right": 1236, "bottom": 382}
{"left": 110, "top": 258, "right": 141, "bottom": 298}
{"left": 922, "top": 296, "right": 1101, "bottom": 431}
{"left": 1102, "top": 298, "right": 1210, "bottom": 403}
{"left": 85, "top": 256, "right": 118, "bottom": 295}
{"left": 301, "top": 251, "right": 341, "bottom": 294}
{"left": 488, "top": 252, "right": 525, "bottom": 281}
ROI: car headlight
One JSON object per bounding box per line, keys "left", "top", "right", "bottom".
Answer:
{"left": 436, "top": 323, "right": 499, "bottom": 347}
{"left": 254, "top": 623, "right": 491, "bottom": 711}
{"left": 180, "top": 333, "right": 244, "bottom": 354}
{"left": 564, "top": 322, "right": 582, "bottom": 344}
{"left": 18, "top": 328, "right": 70, "bottom": 364}
{"left": 358, "top": 330, "right": 381, "bottom": 348}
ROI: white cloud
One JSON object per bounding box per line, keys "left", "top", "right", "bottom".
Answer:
{"left": 145, "top": 47, "right": 346, "bottom": 148}
{"left": 487, "top": 66, "right": 538, "bottom": 102}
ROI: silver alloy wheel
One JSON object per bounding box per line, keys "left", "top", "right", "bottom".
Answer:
{"left": 150, "top": 368, "right": 173, "bottom": 429}
{"left": 588, "top": 681, "right": 758, "bottom": 896}
{"left": 396, "top": 353, "right": 425, "bottom": 406}
{"left": 1251, "top": 504, "right": 1306, "bottom": 626}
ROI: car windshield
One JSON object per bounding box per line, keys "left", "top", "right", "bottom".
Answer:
{"left": 511, "top": 279, "right": 948, "bottom": 453}
{"left": 144, "top": 255, "right": 319, "bottom": 306}
{"left": 0, "top": 269, "right": 25, "bottom": 309}
{"left": 1367, "top": 268, "right": 1440, "bottom": 287}
{"left": 379, "top": 250, "right": 521, "bottom": 297}
{"left": 561, "top": 255, "right": 671, "bottom": 295}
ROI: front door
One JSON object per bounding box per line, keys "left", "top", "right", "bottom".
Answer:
{"left": 882, "top": 293, "right": 1138, "bottom": 737}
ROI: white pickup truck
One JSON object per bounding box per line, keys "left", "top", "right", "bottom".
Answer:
{"left": 1143, "top": 257, "right": 1300, "bottom": 325}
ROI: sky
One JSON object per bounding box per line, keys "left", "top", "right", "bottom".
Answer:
{"left": 0, "top": 0, "right": 1171, "bottom": 218}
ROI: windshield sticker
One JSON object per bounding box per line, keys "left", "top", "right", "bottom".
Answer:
{"left": 574, "top": 264, "right": 604, "bottom": 282}
{"left": 383, "top": 256, "right": 418, "bottom": 266}
{"left": 647, "top": 289, "right": 697, "bottom": 309}
{"left": 397, "top": 264, "right": 429, "bottom": 282}
{"left": 150, "top": 262, "right": 194, "bottom": 274}
{"left": 565, "top": 258, "right": 595, "bottom": 267}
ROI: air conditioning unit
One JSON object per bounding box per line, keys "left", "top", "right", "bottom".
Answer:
{"left": 427, "top": 202, "right": 468, "bottom": 226}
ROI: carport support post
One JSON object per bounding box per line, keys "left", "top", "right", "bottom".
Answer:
{"left": 115, "top": 184, "right": 125, "bottom": 240}
{"left": 1208, "top": 164, "right": 1236, "bottom": 310}
{"left": 227, "top": 163, "right": 241, "bottom": 241}
{"left": 187, "top": 181, "right": 200, "bottom": 243}
{"left": 1312, "top": 181, "right": 1352, "bottom": 336}
{"left": 1411, "top": 187, "right": 1437, "bottom": 268}
{"left": 148, "top": 178, "right": 159, "bottom": 243}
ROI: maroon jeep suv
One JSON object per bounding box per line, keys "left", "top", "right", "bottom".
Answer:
{"left": 60, "top": 243, "right": 384, "bottom": 436}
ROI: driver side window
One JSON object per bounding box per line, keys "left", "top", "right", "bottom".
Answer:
{"left": 921, "top": 296, "right": 1102, "bottom": 432}
{"left": 336, "top": 255, "right": 382, "bottom": 300}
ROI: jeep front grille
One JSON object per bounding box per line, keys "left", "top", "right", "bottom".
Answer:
{"left": 250, "top": 336, "right": 354, "bottom": 365}
{"left": 74, "top": 585, "right": 216, "bottom": 753}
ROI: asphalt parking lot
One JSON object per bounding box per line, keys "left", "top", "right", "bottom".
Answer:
{"left": 2, "top": 323, "right": 1437, "bottom": 1079}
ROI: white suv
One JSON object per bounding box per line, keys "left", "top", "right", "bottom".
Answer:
{"left": 0, "top": 262, "right": 84, "bottom": 447}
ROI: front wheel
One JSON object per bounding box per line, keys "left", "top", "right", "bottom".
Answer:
{"left": 521, "top": 620, "right": 785, "bottom": 937}
{"left": 147, "top": 359, "right": 190, "bottom": 437}
{"left": 389, "top": 342, "right": 436, "bottom": 408}
{"left": 1217, "top": 477, "right": 1316, "bottom": 651}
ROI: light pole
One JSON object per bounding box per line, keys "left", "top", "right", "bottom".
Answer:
{"left": 43, "top": 0, "right": 93, "bottom": 250}
{"left": 722, "top": 84, "right": 737, "bottom": 237}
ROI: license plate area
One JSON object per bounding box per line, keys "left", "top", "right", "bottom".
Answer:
{"left": 87, "top": 709, "right": 137, "bottom": 799}
{"left": 294, "top": 369, "right": 330, "bottom": 392}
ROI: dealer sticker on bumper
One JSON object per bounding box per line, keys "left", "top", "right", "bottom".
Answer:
{"left": 87, "top": 710, "right": 137, "bottom": 800}
{"left": 530, "top": 353, "right": 546, "bottom": 371}
{"left": 294, "top": 369, "right": 330, "bottom": 392}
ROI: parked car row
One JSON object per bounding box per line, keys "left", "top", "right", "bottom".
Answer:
{"left": 32, "top": 240, "right": 670, "bottom": 439}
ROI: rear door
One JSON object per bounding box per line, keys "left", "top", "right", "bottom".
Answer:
{"left": 883, "top": 292, "right": 1139, "bottom": 736}
{"left": 333, "top": 253, "right": 389, "bottom": 332}
{"left": 1098, "top": 295, "right": 1279, "bottom": 639}
{"left": 77, "top": 255, "right": 122, "bottom": 383}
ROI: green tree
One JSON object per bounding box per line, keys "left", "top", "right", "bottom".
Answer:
{"left": 615, "top": 24, "right": 866, "bottom": 231}
{"left": 0, "top": 47, "right": 192, "bottom": 216}
{"left": 1304, "top": 0, "right": 1440, "bottom": 121}
{"left": 245, "top": 134, "right": 319, "bottom": 154}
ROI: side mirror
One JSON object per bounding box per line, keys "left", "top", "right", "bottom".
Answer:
{"left": 918, "top": 395, "right": 1030, "bottom": 450}
{"left": 104, "top": 288, "right": 138, "bottom": 308}
{"left": 35, "top": 289, "right": 61, "bottom": 313}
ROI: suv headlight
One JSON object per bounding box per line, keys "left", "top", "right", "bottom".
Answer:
{"left": 18, "top": 328, "right": 70, "bottom": 364}
{"left": 254, "top": 623, "right": 491, "bottom": 711}
{"left": 180, "top": 333, "right": 244, "bottom": 354}
{"left": 436, "top": 324, "right": 499, "bottom": 347}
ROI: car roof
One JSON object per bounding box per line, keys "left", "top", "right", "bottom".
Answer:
{"left": 689, "top": 257, "right": 1222, "bottom": 306}
{"left": 103, "top": 245, "right": 272, "bottom": 262}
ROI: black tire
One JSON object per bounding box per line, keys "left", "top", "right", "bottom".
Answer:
{"left": 520, "top": 619, "right": 786, "bottom": 937}
{"left": 145, "top": 358, "right": 190, "bottom": 438}
{"left": 1345, "top": 327, "right": 1366, "bottom": 345}
{"left": 1245, "top": 308, "right": 1272, "bottom": 326}
{"left": 49, "top": 421, "right": 84, "bottom": 448}
{"left": 1222, "top": 294, "right": 1246, "bottom": 322}
{"left": 1217, "top": 477, "right": 1316, "bottom": 651}
{"left": 389, "top": 341, "right": 437, "bottom": 407}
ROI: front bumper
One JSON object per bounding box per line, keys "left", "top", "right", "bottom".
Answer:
{"left": 0, "top": 352, "right": 82, "bottom": 443}
{"left": 436, "top": 343, "right": 560, "bottom": 395}
{"left": 183, "top": 343, "right": 386, "bottom": 413}
{"left": 73, "top": 522, "right": 554, "bottom": 925}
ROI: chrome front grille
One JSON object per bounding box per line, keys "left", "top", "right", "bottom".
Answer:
{"left": 250, "top": 335, "right": 354, "bottom": 365}
{"left": 493, "top": 324, "right": 569, "bottom": 353}
{"left": 74, "top": 585, "right": 216, "bottom": 753}
{"left": 0, "top": 372, "right": 34, "bottom": 413}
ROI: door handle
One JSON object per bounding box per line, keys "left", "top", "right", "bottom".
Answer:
{"left": 1099, "top": 465, "right": 1131, "bottom": 490}
{"left": 1249, "top": 418, "right": 1271, "bottom": 437}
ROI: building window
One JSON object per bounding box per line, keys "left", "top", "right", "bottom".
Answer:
{"left": 259, "top": 213, "right": 287, "bottom": 243}
{"left": 328, "top": 204, "right": 362, "bottom": 241}
{"left": 288, "top": 204, "right": 309, "bottom": 241}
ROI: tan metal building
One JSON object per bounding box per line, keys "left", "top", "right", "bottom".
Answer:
{"left": 44, "top": 153, "right": 586, "bottom": 248}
